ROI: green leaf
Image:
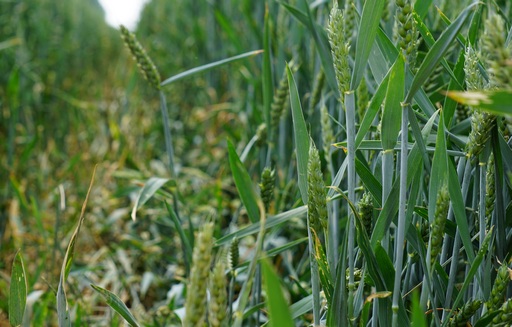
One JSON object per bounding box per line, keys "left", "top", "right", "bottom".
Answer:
{"left": 414, "top": 0, "right": 433, "bottom": 19}
{"left": 405, "top": 3, "right": 477, "bottom": 103}
{"left": 215, "top": 206, "right": 307, "bottom": 246}
{"left": 410, "top": 291, "right": 427, "bottom": 327}
{"left": 57, "top": 167, "right": 96, "bottom": 327}
{"left": 163, "top": 201, "right": 192, "bottom": 274}
{"left": 287, "top": 63, "right": 310, "bottom": 204}
{"left": 9, "top": 251, "right": 27, "bottom": 327}
{"left": 261, "top": 258, "right": 294, "bottom": 327}
{"left": 428, "top": 112, "right": 448, "bottom": 224}
{"left": 351, "top": 0, "right": 385, "bottom": 90}
{"left": 356, "top": 73, "right": 389, "bottom": 148}
{"left": 381, "top": 54, "right": 405, "bottom": 151}
{"left": 131, "top": 177, "right": 169, "bottom": 221}
{"left": 227, "top": 140, "right": 261, "bottom": 223}
{"left": 160, "top": 50, "right": 263, "bottom": 86}
{"left": 91, "top": 284, "right": 141, "bottom": 327}
{"left": 445, "top": 90, "right": 512, "bottom": 116}
{"left": 448, "top": 160, "right": 476, "bottom": 263}
{"left": 279, "top": 1, "right": 339, "bottom": 96}
{"left": 290, "top": 295, "right": 313, "bottom": 319}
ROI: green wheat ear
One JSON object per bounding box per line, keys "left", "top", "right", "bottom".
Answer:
{"left": 487, "top": 263, "right": 511, "bottom": 312}
{"left": 448, "top": 300, "right": 482, "bottom": 327}
{"left": 208, "top": 260, "right": 228, "bottom": 327}
{"left": 307, "top": 143, "right": 327, "bottom": 233}
{"left": 183, "top": 222, "right": 214, "bottom": 327}
{"left": 394, "top": 0, "right": 419, "bottom": 70}
{"left": 492, "top": 298, "right": 512, "bottom": 326}
{"left": 320, "top": 104, "right": 334, "bottom": 165}
{"left": 327, "top": 3, "right": 350, "bottom": 99}
{"left": 119, "top": 25, "right": 161, "bottom": 90}
{"left": 358, "top": 192, "right": 373, "bottom": 237}
{"left": 259, "top": 167, "right": 275, "bottom": 213}
{"left": 270, "top": 68, "right": 290, "bottom": 137}
{"left": 430, "top": 186, "right": 449, "bottom": 267}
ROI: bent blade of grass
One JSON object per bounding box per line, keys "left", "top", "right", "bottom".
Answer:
{"left": 350, "top": 0, "right": 385, "bottom": 90}
{"left": 228, "top": 140, "right": 261, "bottom": 223}
{"left": 261, "top": 258, "right": 294, "bottom": 327}
{"left": 160, "top": 50, "right": 263, "bottom": 86}
{"left": 131, "top": 177, "right": 169, "bottom": 221}
{"left": 445, "top": 90, "right": 512, "bottom": 116}
{"left": 90, "top": 285, "right": 141, "bottom": 327}
{"left": 405, "top": 3, "right": 478, "bottom": 103}
{"left": 287, "top": 63, "right": 310, "bottom": 204}
{"left": 9, "top": 251, "right": 27, "bottom": 327}
{"left": 57, "top": 167, "right": 96, "bottom": 327}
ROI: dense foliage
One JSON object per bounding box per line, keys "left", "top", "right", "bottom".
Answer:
{"left": 2, "top": 0, "right": 512, "bottom": 326}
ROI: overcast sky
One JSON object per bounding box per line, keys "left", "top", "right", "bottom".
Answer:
{"left": 98, "top": 0, "right": 150, "bottom": 30}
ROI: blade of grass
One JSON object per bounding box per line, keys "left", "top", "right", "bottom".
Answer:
{"left": 261, "top": 258, "right": 294, "bottom": 327}
{"left": 9, "top": 251, "right": 27, "bottom": 327}
{"left": 90, "top": 285, "right": 141, "bottom": 327}
{"left": 287, "top": 63, "right": 310, "bottom": 204}
{"left": 381, "top": 54, "right": 405, "bottom": 151}
{"left": 405, "top": 3, "right": 478, "bottom": 103}
{"left": 57, "top": 166, "right": 96, "bottom": 327}
{"left": 350, "top": 0, "right": 385, "bottom": 90}
{"left": 160, "top": 50, "right": 263, "bottom": 86}
{"left": 130, "top": 177, "right": 169, "bottom": 221}
{"left": 445, "top": 90, "right": 512, "bottom": 116}
{"left": 228, "top": 140, "right": 261, "bottom": 223}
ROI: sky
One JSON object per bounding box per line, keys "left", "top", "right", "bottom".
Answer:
{"left": 98, "top": 0, "right": 150, "bottom": 30}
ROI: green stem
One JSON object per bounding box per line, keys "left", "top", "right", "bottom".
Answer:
{"left": 392, "top": 102, "right": 408, "bottom": 327}
{"left": 345, "top": 91, "right": 356, "bottom": 325}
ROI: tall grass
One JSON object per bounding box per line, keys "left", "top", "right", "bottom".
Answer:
{"left": 3, "top": 0, "right": 512, "bottom": 326}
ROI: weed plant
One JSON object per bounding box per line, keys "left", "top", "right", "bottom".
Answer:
{"left": 2, "top": 0, "right": 512, "bottom": 326}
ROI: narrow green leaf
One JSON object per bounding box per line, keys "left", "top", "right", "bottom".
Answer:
{"left": 445, "top": 90, "right": 512, "bottom": 116}
{"left": 163, "top": 201, "right": 192, "bottom": 273}
{"left": 356, "top": 73, "right": 389, "bottom": 148}
{"left": 279, "top": 1, "right": 339, "bottom": 96}
{"left": 448, "top": 160, "right": 475, "bottom": 262}
{"left": 160, "top": 50, "right": 263, "bottom": 86}
{"left": 261, "top": 258, "right": 294, "bottom": 327}
{"left": 287, "top": 64, "right": 310, "bottom": 203}
{"left": 381, "top": 54, "right": 405, "bottom": 151}
{"left": 355, "top": 155, "right": 383, "bottom": 207}
{"left": 428, "top": 112, "right": 448, "bottom": 224}
{"left": 9, "top": 251, "right": 27, "bottom": 327}
{"left": 57, "top": 167, "right": 96, "bottom": 327}
{"left": 91, "top": 284, "right": 141, "bottom": 327}
{"left": 131, "top": 177, "right": 169, "bottom": 221}
{"left": 410, "top": 291, "right": 427, "bottom": 327}
{"left": 405, "top": 3, "right": 477, "bottom": 103}
{"left": 290, "top": 295, "right": 313, "bottom": 319}
{"left": 215, "top": 206, "right": 307, "bottom": 246}
{"left": 227, "top": 140, "right": 261, "bottom": 223}
{"left": 414, "top": 0, "right": 433, "bottom": 19}
{"left": 350, "top": 0, "right": 385, "bottom": 89}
